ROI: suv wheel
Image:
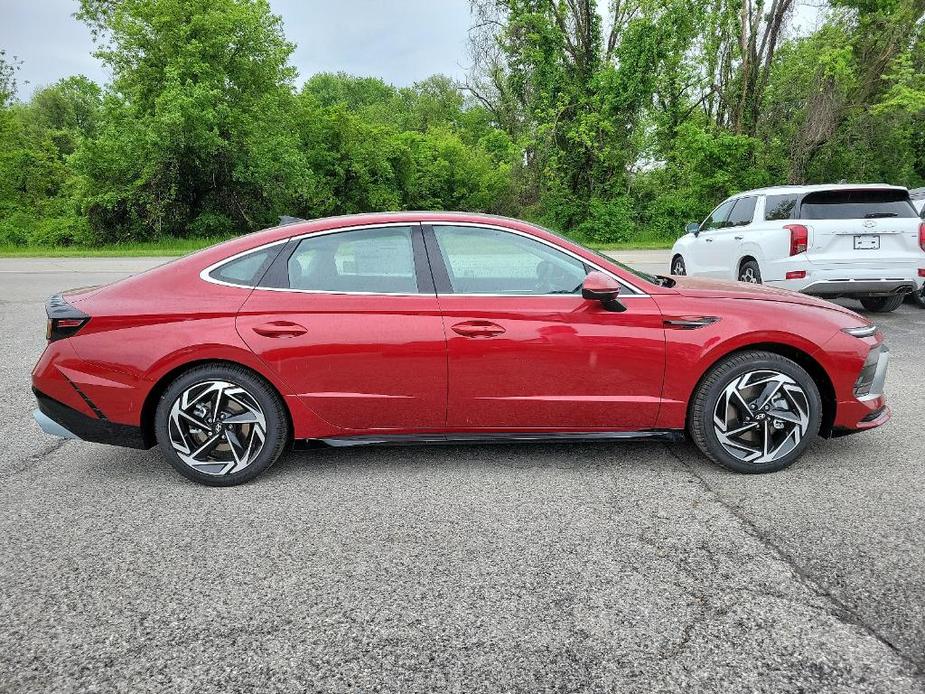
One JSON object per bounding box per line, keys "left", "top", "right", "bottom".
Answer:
{"left": 859, "top": 295, "right": 904, "bottom": 313}
{"left": 671, "top": 255, "right": 686, "bottom": 275}
{"left": 738, "top": 260, "right": 762, "bottom": 284}
{"left": 689, "top": 351, "right": 821, "bottom": 474}
{"left": 155, "top": 364, "right": 290, "bottom": 486}
{"left": 905, "top": 286, "right": 925, "bottom": 308}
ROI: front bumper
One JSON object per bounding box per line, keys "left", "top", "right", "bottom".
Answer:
{"left": 830, "top": 342, "right": 892, "bottom": 435}
{"left": 33, "top": 388, "right": 150, "bottom": 449}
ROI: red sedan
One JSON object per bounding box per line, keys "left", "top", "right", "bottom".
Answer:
{"left": 32, "top": 213, "right": 890, "bottom": 485}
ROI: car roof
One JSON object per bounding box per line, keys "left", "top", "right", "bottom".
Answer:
{"left": 728, "top": 183, "right": 908, "bottom": 200}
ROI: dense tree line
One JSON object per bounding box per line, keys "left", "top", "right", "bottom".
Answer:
{"left": 1, "top": 0, "right": 924, "bottom": 247}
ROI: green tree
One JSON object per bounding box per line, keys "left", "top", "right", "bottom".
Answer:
{"left": 71, "top": 0, "right": 311, "bottom": 241}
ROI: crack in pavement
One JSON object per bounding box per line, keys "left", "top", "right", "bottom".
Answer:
{"left": 664, "top": 442, "right": 924, "bottom": 679}
{"left": 0, "top": 437, "right": 71, "bottom": 481}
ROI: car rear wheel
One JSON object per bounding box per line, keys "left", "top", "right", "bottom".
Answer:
{"left": 671, "top": 255, "right": 686, "bottom": 276}
{"left": 859, "top": 295, "right": 904, "bottom": 313}
{"left": 738, "top": 260, "right": 762, "bottom": 284}
{"left": 689, "top": 351, "right": 822, "bottom": 474}
{"left": 155, "top": 364, "right": 289, "bottom": 486}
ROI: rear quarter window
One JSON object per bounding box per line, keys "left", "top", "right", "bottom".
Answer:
{"left": 208, "top": 248, "right": 275, "bottom": 287}
{"left": 800, "top": 189, "right": 917, "bottom": 220}
{"left": 764, "top": 194, "right": 798, "bottom": 221}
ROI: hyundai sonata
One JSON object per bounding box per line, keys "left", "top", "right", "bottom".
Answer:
{"left": 33, "top": 213, "right": 890, "bottom": 485}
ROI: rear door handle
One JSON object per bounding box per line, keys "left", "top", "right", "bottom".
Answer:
{"left": 252, "top": 321, "right": 307, "bottom": 338}
{"left": 705, "top": 238, "right": 713, "bottom": 243}
{"left": 451, "top": 320, "right": 506, "bottom": 338}
{"left": 734, "top": 235, "right": 744, "bottom": 240}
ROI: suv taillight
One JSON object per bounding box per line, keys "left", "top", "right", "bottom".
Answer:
{"left": 785, "top": 224, "right": 809, "bottom": 256}
{"left": 46, "top": 294, "right": 89, "bottom": 342}
{"left": 919, "top": 222, "right": 925, "bottom": 252}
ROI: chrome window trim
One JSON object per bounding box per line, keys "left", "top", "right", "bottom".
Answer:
{"left": 199, "top": 220, "right": 650, "bottom": 297}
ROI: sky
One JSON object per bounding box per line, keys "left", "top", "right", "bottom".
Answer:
{"left": 1, "top": 0, "right": 824, "bottom": 101}
{"left": 0, "top": 0, "right": 474, "bottom": 99}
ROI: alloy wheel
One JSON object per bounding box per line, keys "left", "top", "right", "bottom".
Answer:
{"left": 739, "top": 267, "right": 759, "bottom": 283}
{"left": 168, "top": 380, "right": 267, "bottom": 476}
{"left": 713, "top": 370, "right": 810, "bottom": 464}
{"left": 672, "top": 257, "right": 686, "bottom": 275}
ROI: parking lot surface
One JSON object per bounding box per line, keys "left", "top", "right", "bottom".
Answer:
{"left": 1, "top": 254, "right": 923, "bottom": 693}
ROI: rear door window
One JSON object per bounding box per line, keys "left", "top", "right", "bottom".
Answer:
{"left": 800, "top": 189, "right": 917, "bottom": 220}
{"left": 287, "top": 226, "right": 419, "bottom": 294}
{"left": 725, "top": 197, "right": 757, "bottom": 227}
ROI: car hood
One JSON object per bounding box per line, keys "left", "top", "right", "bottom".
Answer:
{"left": 668, "top": 276, "right": 867, "bottom": 320}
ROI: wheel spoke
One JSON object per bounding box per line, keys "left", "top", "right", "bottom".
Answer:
{"left": 713, "top": 369, "right": 810, "bottom": 465}
{"left": 168, "top": 379, "right": 267, "bottom": 476}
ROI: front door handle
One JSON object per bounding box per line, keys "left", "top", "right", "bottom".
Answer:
{"left": 705, "top": 238, "right": 714, "bottom": 243}
{"left": 252, "top": 321, "right": 307, "bottom": 338}
{"left": 451, "top": 320, "right": 506, "bottom": 338}
{"left": 734, "top": 235, "right": 744, "bottom": 240}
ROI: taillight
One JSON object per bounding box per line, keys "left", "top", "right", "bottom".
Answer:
{"left": 46, "top": 294, "right": 89, "bottom": 342}
{"left": 919, "top": 222, "right": 925, "bottom": 252}
{"left": 785, "top": 224, "right": 809, "bottom": 256}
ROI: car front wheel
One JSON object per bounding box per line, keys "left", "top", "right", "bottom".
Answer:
{"left": 859, "top": 295, "right": 904, "bottom": 313}
{"left": 689, "top": 351, "right": 822, "bottom": 474}
{"left": 155, "top": 364, "right": 290, "bottom": 486}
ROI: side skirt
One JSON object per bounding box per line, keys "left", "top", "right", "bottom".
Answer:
{"left": 310, "top": 430, "right": 686, "bottom": 449}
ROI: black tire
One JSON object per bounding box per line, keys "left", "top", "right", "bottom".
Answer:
{"left": 859, "top": 295, "right": 904, "bottom": 313}
{"left": 155, "top": 364, "right": 290, "bottom": 486}
{"left": 738, "top": 259, "right": 762, "bottom": 284}
{"left": 671, "top": 255, "right": 686, "bottom": 276}
{"left": 689, "top": 351, "right": 822, "bottom": 474}
{"left": 904, "top": 286, "right": 925, "bottom": 308}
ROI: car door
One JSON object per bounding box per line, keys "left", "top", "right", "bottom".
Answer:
{"left": 689, "top": 199, "right": 735, "bottom": 276}
{"left": 712, "top": 196, "right": 758, "bottom": 279}
{"left": 424, "top": 223, "right": 666, "bottom": 432}
{"left": 236, "top": 224, "right": 448, "bottom": 433}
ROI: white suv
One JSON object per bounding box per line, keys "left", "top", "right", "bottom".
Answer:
{"left": 670, "top": 184, "right": 925, "bottom": 312}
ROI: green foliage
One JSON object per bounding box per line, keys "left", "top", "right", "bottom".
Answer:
{"left": 1, "top": 0, "right": 924, "bottom": 248}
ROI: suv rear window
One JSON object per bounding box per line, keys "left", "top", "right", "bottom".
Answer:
{"left": 800, "top": 189, "right": 917, "bottom": 220}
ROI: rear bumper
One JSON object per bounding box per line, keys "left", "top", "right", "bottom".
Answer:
{"left": 765, "top": 262, "right": 923, "bottom": 297}
{"left": 802, "top": 279, "right": 916, "bottom": 298}
{"left": 33, "top": 388, "right": 150, "bottom": 449}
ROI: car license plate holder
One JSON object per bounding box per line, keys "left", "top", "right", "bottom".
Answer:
{"left": 853, "top": 234, "right": 880, "bottom": 250}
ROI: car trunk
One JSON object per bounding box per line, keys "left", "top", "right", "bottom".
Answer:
{"left": 801, "top": 188, "right": 922, "bottom": 267}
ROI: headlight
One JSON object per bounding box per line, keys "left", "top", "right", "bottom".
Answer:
{"left": 842, "top": 325, "right": 878, "bottom": 338}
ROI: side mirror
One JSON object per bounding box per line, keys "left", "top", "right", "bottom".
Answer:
{"left": 685, "top": 222, "right": 701, "bottom": 237}
{"left": 582, "top": 272, "right": 626, "bottom": 312}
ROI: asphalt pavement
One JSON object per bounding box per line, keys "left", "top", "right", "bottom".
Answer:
{"left": 1, "top": 253, "right": 923, "bottom": 693}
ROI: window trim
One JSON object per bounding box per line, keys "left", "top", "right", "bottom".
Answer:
{"left": 200, "top": 220, "right": 647, "bottom": 297}
{"left": 200, "top": 239, "right": 290, "bottom": 289}
{"left": 200, "top": 222, "right": 434, "bottom": 296}
{"left": 423, "top": 222, "right": 647, "bottom": 297}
